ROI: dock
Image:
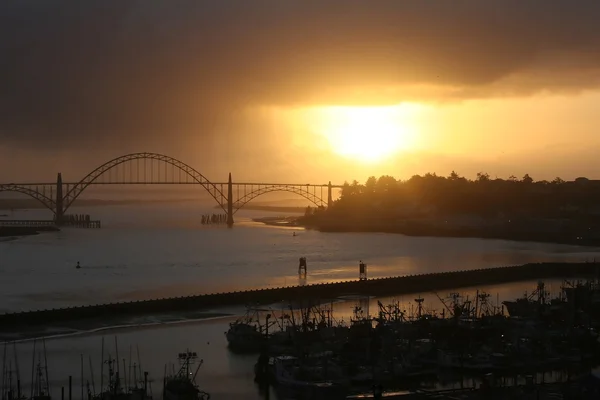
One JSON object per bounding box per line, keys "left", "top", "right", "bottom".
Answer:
{"left": 0, "top": 219, "right": 101, "bottom": 228}
{"left": 0, "top": 220, "right": 57, "bottom": 227}
{"left": 0, "top": 262, "right": 598, "bottom": 329}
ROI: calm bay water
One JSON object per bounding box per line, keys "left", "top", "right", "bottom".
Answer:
{"left": 1, "top": 202, "right": 598, "bottom": 313}
{"left": 2, "top": 201, "right": 600, "bottom": 399}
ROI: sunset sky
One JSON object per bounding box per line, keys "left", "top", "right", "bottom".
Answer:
{"left": 2, "top": 1, "right": 600, "bottom": 184}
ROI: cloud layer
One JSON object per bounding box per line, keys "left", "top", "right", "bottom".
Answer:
{"left": 2, "top": 1, "right": 600, "bottom": 148}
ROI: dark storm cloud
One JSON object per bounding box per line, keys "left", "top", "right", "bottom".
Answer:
{"left": 2, "top": 0, "right": 600, "bottom": 148}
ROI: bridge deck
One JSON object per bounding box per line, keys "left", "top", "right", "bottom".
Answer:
{"left": 7, "top": 182, "right": 344, "bottom": 188}
{"left": 0, "top": 262, "right": 597, "bottom": 329}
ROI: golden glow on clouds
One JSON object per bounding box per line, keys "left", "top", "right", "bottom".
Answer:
{"left": 300, "top": 104, "right": 425, "bottom": 163}
{"left": 246, "top": 92, "right": 600, "bottom": 183}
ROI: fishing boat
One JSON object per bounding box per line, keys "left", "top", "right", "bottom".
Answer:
{"left": 93, "top": 356, "right": 130, "bottom": 400}
{"left": 127, "top": 369, "right": 151, "bottom": 400}
{"left": 224, "top": 307, "right": 270, "bottom": 352}
{"left": 268, "top": 355, "right": 348, "bottom": 399}
{"left": 93, "top": 338, "right": 152, "bottom": 400}
{"left": 162, "top": 351, "right": 209, "bottom": 400}
{"left": 502, "top": 281, "right": 549, "bottom": 318}
{"left": 563, "top": 279, "right": 600, "bottom": 310}
{"left": 31, "top": 358, "right": 51, "bottom": 400}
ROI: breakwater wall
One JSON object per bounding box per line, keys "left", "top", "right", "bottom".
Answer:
{"left": 1, "top": 262, "right": 598, "bottom": 329}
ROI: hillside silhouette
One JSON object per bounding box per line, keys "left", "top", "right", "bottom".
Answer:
{"left": 300, "top": 172, "right": 600, "bottom": 246}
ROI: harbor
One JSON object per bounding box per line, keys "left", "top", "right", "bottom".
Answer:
{"left": 4, "top": 276, "right": 600, "bottom": 400}
{"left": 230, "top": 278, "right": 600, "bottom": 399}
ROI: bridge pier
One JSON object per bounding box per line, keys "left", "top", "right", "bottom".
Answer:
{"left": 227, "top": 172, "right": 234, "bottom": 227}
{"left": 328, "top": 181, "right": 333, "bottom": 208}
{"left": 55, "top": 172, "right": 64, "bottom": 226}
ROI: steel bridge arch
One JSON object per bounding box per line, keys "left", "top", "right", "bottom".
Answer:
{"left": 63, "top": 152, "right": 227, "bottom": 213}
{"left": 0, "top": 184, "right": 56, "bottom": 214}
{"left": 232, "top": 185, "right": 326, "bottom": 214}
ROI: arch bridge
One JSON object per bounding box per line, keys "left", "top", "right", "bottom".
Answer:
{"left": 0, "top": 152, "right": 341, "bottom": 226}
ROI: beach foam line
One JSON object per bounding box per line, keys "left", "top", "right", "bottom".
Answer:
{"left": 1, "top": 312, "right": 237, "bottom": 344}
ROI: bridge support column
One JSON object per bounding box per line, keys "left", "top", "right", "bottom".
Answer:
{"left": 227, "top": 172, "right": 234, "bottom": 227}
{"left": 327, "top": 181, "right": 333, "bottom": 208}
{"left": 55, "top": 172, "right": 64, "bottom": 226}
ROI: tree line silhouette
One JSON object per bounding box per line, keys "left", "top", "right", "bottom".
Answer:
{"left": 304, "top": 172, "right": 600, "bottom": 221}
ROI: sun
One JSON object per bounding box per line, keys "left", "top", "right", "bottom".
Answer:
{"left": 308, "top": 105, "right": 419, "bottom": 162}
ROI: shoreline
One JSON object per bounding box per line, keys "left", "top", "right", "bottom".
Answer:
{"left": 313, "top": 226, "right": 600, "bottom": 247}
{"left": 252, "top": 216, "right": 301, "bottom": 227}
{"left": 0, "top": 310, "right": 233, "bottom": 343}
{"left": 254, "top": 216, "right": 600, "bottom": 248}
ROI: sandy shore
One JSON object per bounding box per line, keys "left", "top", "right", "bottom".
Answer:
{"left": 252, "top": 216, "right": 301, "bottom": 227}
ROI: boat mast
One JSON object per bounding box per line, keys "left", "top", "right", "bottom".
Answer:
{"left": 88, "top": 356, "right": 96, "bottom": 397}
{"left": 2, "top": 342, "right": 7, "bottom": 400}
{"left": 132, "top": 364, "right": 137, "bottom": 390}
{"left": 80, "top": 355, "right": 84, "bottom": 400}
{"left": 29, "top": 341, "right": 36, "bottom": 400}
{"left": 121, "top": 359, "right": 127, "bottom": 393}
{"left": 114, "top": 337, "right": 119, "bottom": 377}
{"left": 191, "top": 360, "right": 204, "bottom": 383}
{"left": 36, "top": 355, "right": 42, "bottom": 397}
{"left": 99, "top": 337, "right": 104, "bottom": 397}
{"left": 127, "top": 346, "right": 132, "bottom": 392}
{"left": 114, "top": 337, "right": 120, "bottom": 395}
{"left": 136, "top": 346, "right": 143, "bottom": 388}
{"left": 42, "top": 340, "right": 49, "bottom": 398}
{"left": 11, "top": 343, "right": 21, "bottom": 400}
{"left": 8, "top": 360, "right": 13, "bottom": 400}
